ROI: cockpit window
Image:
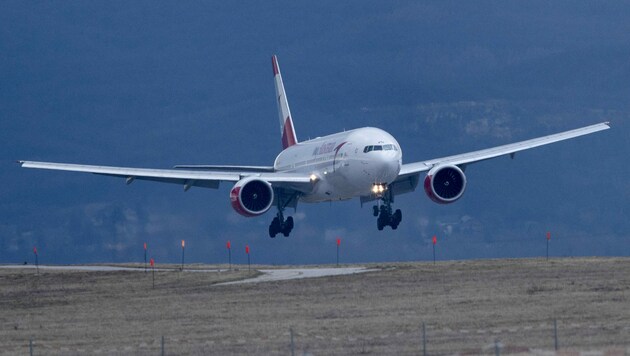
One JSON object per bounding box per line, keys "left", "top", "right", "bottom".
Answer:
{"left": 364, "top": 144, "right": 398, "bottom": 153}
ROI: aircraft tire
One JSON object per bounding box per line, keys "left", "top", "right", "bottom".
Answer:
{"left": 269, "top": 217, "right": 280, "bottom": 238}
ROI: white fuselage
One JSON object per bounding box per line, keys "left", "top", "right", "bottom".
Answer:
{"left": 274, "top": 127, "right": 402, "bottom": 202}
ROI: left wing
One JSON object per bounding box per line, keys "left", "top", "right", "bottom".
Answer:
{"left": 18, "top": 161, "right": 313, "bottom": 192}
{"left": 385, "top": 121, "right": 610, "bottom": 198}
{"left": 399, "top": 121, "right": 610, "bottom": 176}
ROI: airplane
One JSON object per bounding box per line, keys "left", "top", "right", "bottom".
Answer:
{"left": 19, "top": 55, "right": 610, "bottom": 238}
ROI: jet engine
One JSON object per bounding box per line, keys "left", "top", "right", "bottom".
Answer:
{"left": 423, "top": 165, "right": 467, "bottom": 204}
{"left": 230, "top": 177, "right": 274, "bottom": 217}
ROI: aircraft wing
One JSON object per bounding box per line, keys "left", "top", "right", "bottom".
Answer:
{"left": 380, "top": 121, "right": 610, "bottom": 200}
{"left": 398, "top": 121, "right": 610, "bottom": 176}
{"left": 18, "top": 161, "right": 313, "bottom": 192}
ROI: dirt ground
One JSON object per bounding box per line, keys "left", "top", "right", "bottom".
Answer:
{"left": 1, "top": 258, "right": 629, "bottom": 355}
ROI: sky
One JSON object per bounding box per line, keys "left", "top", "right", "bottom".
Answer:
{"left": 1, "top": 1, "right": 629, "bottom": 265}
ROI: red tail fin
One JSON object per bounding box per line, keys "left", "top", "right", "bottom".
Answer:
{"left": 272, "top": 55, "right": 298, "bottom": 149}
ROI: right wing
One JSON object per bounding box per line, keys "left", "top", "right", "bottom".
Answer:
{"left": 18, "top": 161, "right": 313, "bottom": 192}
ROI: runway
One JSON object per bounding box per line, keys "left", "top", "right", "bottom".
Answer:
{"left": 0, "top": 264, "right": 375, "bottom": 283}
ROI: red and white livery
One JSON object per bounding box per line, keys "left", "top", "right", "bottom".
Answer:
{"left": 20, "top": 56, "right": 611, "bottom": 237}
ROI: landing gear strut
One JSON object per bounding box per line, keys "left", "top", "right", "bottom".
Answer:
{"left": 374, "top": 192, "right": 402, "bottom": 231}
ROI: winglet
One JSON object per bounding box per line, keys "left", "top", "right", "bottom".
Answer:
{"left": 272, "top": 55, "right": 280, "bottom": 76}
{"left": 272, "top": 55, "right": 298, "bottom": 150}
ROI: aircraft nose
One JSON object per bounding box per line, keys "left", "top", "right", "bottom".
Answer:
{"left": 374, "top": 151, "right": 401, "bottom": 183}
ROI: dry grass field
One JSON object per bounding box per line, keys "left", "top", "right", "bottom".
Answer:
{"left": 1, "top": 258, "right": 629, "bottom": 355}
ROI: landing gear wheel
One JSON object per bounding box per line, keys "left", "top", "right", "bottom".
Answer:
{"left": 390, "top": 209, "right": 402, "bottom": 229}
{"left": 269, "top": 214, "right": 294, "bottom": 238}
{"left": 269, "top": 191, "right": 299, "bottom": 238}
{"left": 280, "top": 216, "right": 294, "bottom": 237}
{"left": 373, "top": 205, "right": 379, "bottom": 217}
{"left": 269, "top": 217, "right": 280, "bottom": 238}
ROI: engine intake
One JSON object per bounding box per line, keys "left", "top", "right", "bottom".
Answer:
{"left": 230, "top": 177, "right": 274, "bottom": 217}
{"left": 424, "top": 165, "right": 467, "bottom": 204}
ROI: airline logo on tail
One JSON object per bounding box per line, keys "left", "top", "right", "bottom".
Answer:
{"left": 272, "top": 55, "right": 298, "bottom": 150}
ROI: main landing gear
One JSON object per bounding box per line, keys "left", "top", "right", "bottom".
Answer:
{"left": 373, "top": 192, "right": 402, "bottom": 231}
{"left": 269, "top": 190, "right": 297, "bottom": 238}
{"left": 269, "top": 210, "right": 294, "bottom": 238}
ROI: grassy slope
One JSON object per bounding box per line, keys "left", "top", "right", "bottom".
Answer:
{"left": 1, "top": 258, "right": 629, "bottom": 355}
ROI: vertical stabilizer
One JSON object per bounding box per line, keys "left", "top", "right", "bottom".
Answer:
{"left": 272, "top": 55, "right": 298, "bottom": 149}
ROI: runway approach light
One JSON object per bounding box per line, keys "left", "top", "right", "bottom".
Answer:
{"left": 226, "top": 240, "right": 232, "bottom": 270}
{"left": 181, "top": 240, "right": 186, "bottom": 270}
{"left": 246, "top": 245, "right": 251, "bottom": 271}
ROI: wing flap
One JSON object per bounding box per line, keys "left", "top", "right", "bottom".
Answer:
{"left": 173, "top": 165, "right": 275, "bottom": 172}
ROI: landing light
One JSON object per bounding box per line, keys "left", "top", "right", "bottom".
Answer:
{"left": 309, "top": 174, "right": 318, "bottom": 182}
{"left": 372, "top": 183, "right": 387, "bottom": 194}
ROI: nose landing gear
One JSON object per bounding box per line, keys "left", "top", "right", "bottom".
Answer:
{"left": 374, "top": 190, "right": 402, "bottom": 231}
{"left": 376, "top": 205, "right": 402, "bottom": 230}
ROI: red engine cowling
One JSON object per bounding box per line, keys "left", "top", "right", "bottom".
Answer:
{"left": 230, "top": 177, "right": 274, "bottom": 217}
{"left": 424, "top": 165, "right": 467, "bottom": 204}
